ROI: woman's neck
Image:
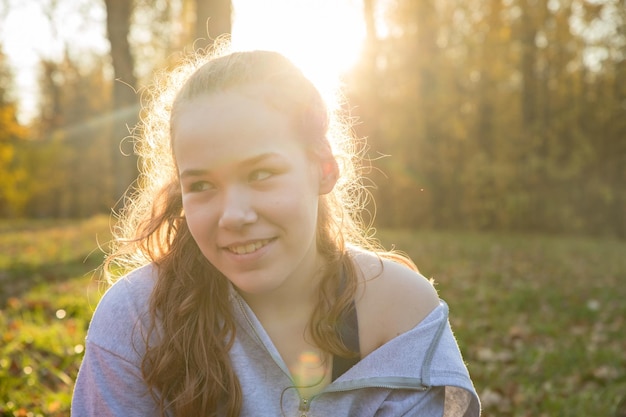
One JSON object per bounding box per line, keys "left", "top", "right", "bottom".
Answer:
{"left": 240, "top": 271, "right": 321, "bottom": 323}
{"left": 238, "top": 248, "right": 327, "bottom": 321}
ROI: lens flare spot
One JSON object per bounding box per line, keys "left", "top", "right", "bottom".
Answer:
{"left": 291, "top": 350, "right": 327, "bottom": 389}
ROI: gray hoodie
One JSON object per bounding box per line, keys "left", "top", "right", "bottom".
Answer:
{"left": 72, "top": 264, "right": 480, "bottom": 416}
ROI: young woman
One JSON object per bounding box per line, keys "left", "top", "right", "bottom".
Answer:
{"left": 72, "top": 46, "right": 480, "bottom": 416}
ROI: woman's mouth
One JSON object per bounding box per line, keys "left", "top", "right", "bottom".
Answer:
{"left": 226, "top": 239, "right": 273, "bottom": 255}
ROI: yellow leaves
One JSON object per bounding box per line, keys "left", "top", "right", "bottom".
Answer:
{"left": 12, "top": 408, "right": 29, "bottom": 417}
{"left": 6, "top": 297, "right": 21, "bottom": 310}
{"left": 47, "top": 400, "right": 62, "bottom": 413}
{"left": 0, "top": 118, "right": 31, "bottom": 215}
{"left": 0, "top": 141, "right": 15, "bottom": 162}
{"left": 0, "top": 104, "right": 28, "bottom": 142}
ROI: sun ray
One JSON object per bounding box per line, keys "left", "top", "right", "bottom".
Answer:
{"left": 231, "top": 0, "right": 366, "bottom": 97}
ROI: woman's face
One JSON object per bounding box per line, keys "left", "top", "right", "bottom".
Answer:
{"left": 173, "top": 91, "right": 336, "bottom": 297}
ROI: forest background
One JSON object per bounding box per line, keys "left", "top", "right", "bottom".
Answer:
{"left": 0, "top": 0, "right": 624, "bottom": 238}
{"left": 1, "top": 1, "right": 625, "bottom": 415}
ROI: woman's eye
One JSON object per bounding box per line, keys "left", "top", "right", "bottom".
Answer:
{"left": 189, "top": 181, "right": 213, "bottom": 192}
{"left": 249, "top": 169, "right": 273, "bottom": 182}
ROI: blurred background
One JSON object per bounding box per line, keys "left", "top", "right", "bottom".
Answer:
{"left": 0, "top": 0, "right": 623, "bottom": 238}
{"left": 0, "top": 0, "right": 625, "bottom": 416}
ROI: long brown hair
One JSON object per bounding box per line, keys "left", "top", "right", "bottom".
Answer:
{"left": 105, "top": 41, "right": 401, "bottom": 416}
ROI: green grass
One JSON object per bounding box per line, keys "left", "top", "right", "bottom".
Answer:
{"left": 0, "top": 216, "right": 112, "bottom": 417}
{"left": 378, "top": 229, "right": 626, "bottom": 417}
{"left": 1, "top": 218, "right": 625, "bottom": 416}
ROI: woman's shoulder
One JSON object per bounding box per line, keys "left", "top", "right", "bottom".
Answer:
{"left": 349, "top": 248, "right": 440, "bottom": 356}
{"left": 112, "top": 263, "right": 158, "bottom": 293}
{"left": 96, "top": 264, "right": 158, "bottom": 314}
{"left": 86, "top": 264, "right": 158, "bottom": 351}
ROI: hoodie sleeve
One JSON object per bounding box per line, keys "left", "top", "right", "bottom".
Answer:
{"left": 371, "top": 385, "right": 476, "bottom": 417}
{"left": 421, "top": 303, "right": 481, "bottom": 417}
{"left": 344, "top": 301, "right": 481, "bottom": 417}
{"left": 71, "top": 265, "right": 164, "bottom": 417}
{"left": 71, "top": 341, "right": 160, "bottom": 417}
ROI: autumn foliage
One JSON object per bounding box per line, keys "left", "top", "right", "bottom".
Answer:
{"left": 347, "top": 0, "right": 625, "bottom": 238}
{"left": 1, "top": 0, "right": 624, "bottom": 238}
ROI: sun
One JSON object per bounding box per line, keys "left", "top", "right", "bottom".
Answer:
{"left": 231, "top": 0, "right": 366, "bottom": 98}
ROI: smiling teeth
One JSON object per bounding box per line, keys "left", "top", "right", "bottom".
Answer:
{"left": 228, "top": 239, "right": 271, "bottom": 255}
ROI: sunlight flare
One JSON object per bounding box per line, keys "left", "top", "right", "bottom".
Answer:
{"left": 231, "top": 0, "right": 366, "bottom": 98}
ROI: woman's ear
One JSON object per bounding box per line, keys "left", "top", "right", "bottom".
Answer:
{"left": 319, "top": 158, "right": 339, "bottom": 195}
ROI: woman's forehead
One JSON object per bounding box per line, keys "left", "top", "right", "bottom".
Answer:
{"left": 172, "top": 92, "right": 309, "bottom": 171}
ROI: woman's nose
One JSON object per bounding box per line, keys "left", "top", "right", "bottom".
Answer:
{"left": 218, "top": 186, "right": 257, "bottom": 230}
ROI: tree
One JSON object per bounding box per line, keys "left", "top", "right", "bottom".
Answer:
{"left": 347, "top": 0, "right": 626, "bottom": 237}
{"left": 0, "top": 46, "right": 29, "bottom": 217}
{"left": 104, "top": 0, "right": 140, "bottom": 208}
{"left": 25, "top": 52, "right": 113, "bottom": 218}
{"left": 102, "top": 0, "right": 233, "bottom": 210}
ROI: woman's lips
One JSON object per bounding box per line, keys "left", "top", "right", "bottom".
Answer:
{"left": 225, "top": 238, "right": 274, "bottom": 255}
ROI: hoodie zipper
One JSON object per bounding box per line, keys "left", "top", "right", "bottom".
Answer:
{"left": 233, "top": 293, "right": 430, "bottom": 416}
{"left": 233, "top": 293, "right": 313, "bottom": 415}
{"left": 298, "top": 397, "right": 310, "bottom": 416}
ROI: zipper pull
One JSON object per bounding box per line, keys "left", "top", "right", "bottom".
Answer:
{"left": 299, "top": 397, "right": 310, "bottom": 414}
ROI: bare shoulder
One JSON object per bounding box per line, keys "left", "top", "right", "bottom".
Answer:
{"left": 350, "top": 249, "right": 440, "bottom": 355}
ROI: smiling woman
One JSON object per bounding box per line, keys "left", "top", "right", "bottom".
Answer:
{"left": 71, "top": 45, "right": 479, "bottom": 417}
{"left": 231, "top": 0, "right": 367, "bottom": 94}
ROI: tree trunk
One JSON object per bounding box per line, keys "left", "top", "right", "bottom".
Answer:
{"left": 519, "top": 0, "right": 537, "bottom": 131}
{"left": 104, "top": 0, "right": 139, "bottom": 208}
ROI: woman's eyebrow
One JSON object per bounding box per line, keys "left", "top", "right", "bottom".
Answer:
{"left": 179, "top": 168, "right": 208, "bottom": 179}
{"left": 179, "top": 152, "right": 282, "bottom": 179}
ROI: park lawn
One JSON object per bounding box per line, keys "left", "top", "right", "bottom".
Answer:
{"left": 0, "top": 216, "right": 111, "bottom": 416}
{"left": 379, "top": 229, "right": 626, "bottom": 417}
{"left": 0, "top": 217, "right": 625, "bottom": 416}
